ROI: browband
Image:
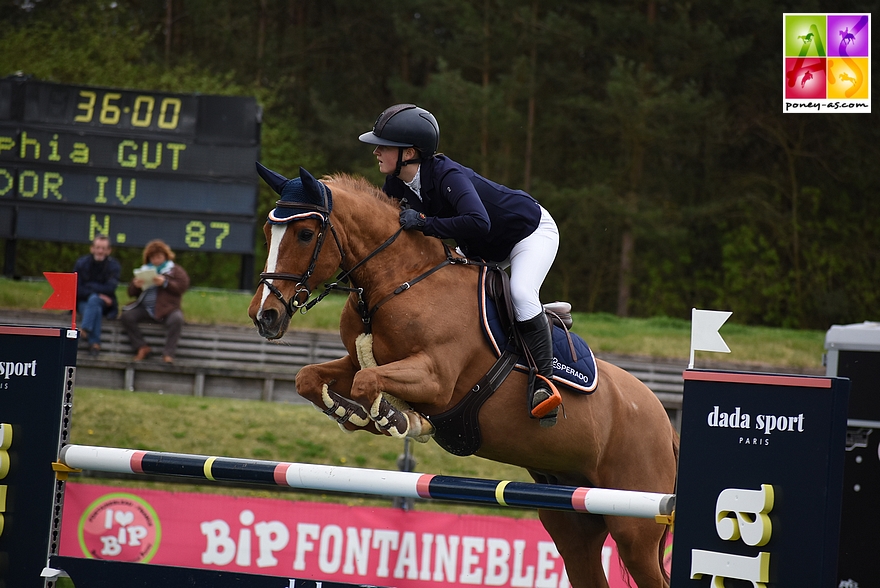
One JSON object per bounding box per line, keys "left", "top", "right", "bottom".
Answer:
{"left": 273, "top": 200, "right": 330, "bottom": 213}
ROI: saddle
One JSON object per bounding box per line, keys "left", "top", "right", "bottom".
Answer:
{"left": 428, "top": 267, "right": 598, "bottom": 456}
{"left": 484, "top": 266, "right": 573, "bottom": 333}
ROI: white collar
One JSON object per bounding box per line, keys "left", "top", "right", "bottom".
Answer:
{"left": 403, "top": 165, "right": 421, "bottom": 200}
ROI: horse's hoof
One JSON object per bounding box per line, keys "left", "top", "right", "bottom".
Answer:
{"left": 370, "top": 397, "right": 409, "bottom": 438}
{"left": 378, "top": 412, "right": 409, "bottom": 438}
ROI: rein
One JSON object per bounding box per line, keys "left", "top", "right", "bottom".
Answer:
{"left": 260, "top": 206, "right": 478, "bottom": 330}
{"left": 354, "top": 242, "right": 469, "bottom": 330}
{"left": 299, "top": 226, "right": 406, "bottom": 322}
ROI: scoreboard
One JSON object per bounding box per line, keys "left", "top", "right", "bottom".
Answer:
{"left": 0, "top": 77, "right": 260, "bottom": 254}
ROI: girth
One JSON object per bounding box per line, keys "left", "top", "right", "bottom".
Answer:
{"left": 423, "top": 266, "right": 584, "bottom": 455}
{"left": 424, "top": 266, "right": 519, "bottom": 456}
{"left": 427, "top": 348, "right": 519, "bottom": 456}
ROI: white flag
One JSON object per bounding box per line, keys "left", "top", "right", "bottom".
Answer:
{"left": 689, "top": 308, "right": 732, "bottom": 368}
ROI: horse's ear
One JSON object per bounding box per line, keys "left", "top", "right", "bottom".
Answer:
{"left": 256, "top": 162, "right": 289, "bottom": 196}
{"left": 299, "top": 167, "right": 332, "bottom": 213}
{"left": 299, "top": 167, "right": 321, "bottom": 194}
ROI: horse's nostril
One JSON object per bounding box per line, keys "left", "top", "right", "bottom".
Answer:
{"left": 260, "top": 309, "right": 278, "bottom": 327}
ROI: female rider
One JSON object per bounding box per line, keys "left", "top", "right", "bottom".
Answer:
{"left": 359, "top": 104, "right": 562, "bottom": 426}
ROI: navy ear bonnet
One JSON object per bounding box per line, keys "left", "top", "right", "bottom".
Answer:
{"left": 256, "top": 162, "right": 333, "bottom": 224}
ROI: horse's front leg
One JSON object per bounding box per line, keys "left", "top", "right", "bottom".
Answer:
{"left": 350, "top": 351, "right": 443, "bottom": 441}
{"left": 295, "top": 356, "right": 386, "bottom": 435}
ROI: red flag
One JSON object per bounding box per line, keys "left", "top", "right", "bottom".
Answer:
{"left": 43, "top": 272, "right": 78, "bottom": 329}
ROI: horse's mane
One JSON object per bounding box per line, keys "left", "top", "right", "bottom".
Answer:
{"left": 325, "top": 173, "right": 399, "bottom": 213}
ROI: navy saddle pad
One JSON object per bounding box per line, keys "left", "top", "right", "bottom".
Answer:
{"left": 478, "top": 271, "right": 598, "bottom": 394}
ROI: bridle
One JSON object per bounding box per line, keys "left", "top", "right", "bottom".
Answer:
{"left": 259, "top": 199, "right": 345, "bottom": 318}
{"left": 259, "top": 200, "right": 476, "bottom": 330}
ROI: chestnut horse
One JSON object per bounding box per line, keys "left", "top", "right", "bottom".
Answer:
{"left": 248, "top": 167, "right": 679, "bottom": 588}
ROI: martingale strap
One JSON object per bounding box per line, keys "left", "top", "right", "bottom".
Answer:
{"left": 359, "top": 243, "right": 467, "bottom": 327}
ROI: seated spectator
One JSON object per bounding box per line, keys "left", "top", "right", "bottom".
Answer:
{"left": 74, "top": 234, "right": 121, "bottom": 357}
{"left": 120, "top": 240, "right": 190, "bottom": 363}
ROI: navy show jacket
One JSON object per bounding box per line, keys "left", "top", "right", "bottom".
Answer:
{"left": 382, "top": 155, "right": 541, "bottom": 262}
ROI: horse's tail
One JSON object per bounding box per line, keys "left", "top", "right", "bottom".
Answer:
{"left": 658, "top": 431, "right": 681, "bottom": 585}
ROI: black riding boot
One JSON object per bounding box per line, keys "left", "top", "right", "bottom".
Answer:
{"left": 516, "top": 312, "right": 562, "bottom": 427}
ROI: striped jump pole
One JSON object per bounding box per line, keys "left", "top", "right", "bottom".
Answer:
{"left": 59, "top": 444, "right": 675, "bottom": 520}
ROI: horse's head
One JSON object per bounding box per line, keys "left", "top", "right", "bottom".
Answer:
{"left": 248, "top": 164, "right": 342, "bottom": 339}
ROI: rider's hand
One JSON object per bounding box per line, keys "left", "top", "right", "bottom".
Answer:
{"left": 399, "top": 209, "right": 427, "bottom": 231}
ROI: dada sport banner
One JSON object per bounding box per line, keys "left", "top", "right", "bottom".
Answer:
{"left": 59, "top": 482, "right": 668, "bottom": 588}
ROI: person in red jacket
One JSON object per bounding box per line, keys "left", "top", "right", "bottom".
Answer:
{"left": 120, "top": 239, "right": 190, "bottom": 363}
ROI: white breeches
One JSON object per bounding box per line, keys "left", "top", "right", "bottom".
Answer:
{"left": 504, "top": 206, "right": 559, "bottom": 321}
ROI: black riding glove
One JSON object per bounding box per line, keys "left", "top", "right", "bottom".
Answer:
{"left": 399, "top": 209, "right": 427, "bottom": 231}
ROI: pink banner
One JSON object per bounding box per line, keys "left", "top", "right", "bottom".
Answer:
{"left": 60, "top": 482, "right": 659, "bottom": 587}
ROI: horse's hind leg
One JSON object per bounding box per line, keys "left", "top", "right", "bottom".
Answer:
{"left": 605, "top": 516, "right": 669, "bottom": 588}
{"left": 537, "top": 510, "right": 610, "bottom": 588}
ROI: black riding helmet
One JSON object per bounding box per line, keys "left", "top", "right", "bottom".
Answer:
{"left": 359, "top": 104, "right": 440, "bottom": 176}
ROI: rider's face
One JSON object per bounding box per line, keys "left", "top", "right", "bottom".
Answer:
{"left": 373, "top": 146, "right": 418, "bottom": 176}
{"left": 373, "top": 145, "right": 400, "bottom": 175}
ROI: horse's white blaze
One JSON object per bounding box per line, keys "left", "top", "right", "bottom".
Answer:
{"left": 259, "top": 224, "right": 289, "bottom": 313}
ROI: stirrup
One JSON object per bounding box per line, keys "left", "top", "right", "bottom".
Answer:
{"left": 530, "top": 374, "right": 562, "bottom": 419}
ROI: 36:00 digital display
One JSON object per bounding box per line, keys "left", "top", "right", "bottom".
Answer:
{"left": 22, "top": 82, "right": 198, "bottom": 134}
{"left": 73, "top": 90, "right": 183, "bottom": 129}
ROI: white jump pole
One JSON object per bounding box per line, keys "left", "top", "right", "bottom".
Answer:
{"left": 59, "top": 444, "right": 675, "bottom": 520}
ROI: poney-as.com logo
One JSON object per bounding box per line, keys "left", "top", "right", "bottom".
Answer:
{"left": 77, "top": 492, "right": 162, "bottom": 562}
{"left": 783, "top": 13, "right": 871, "bottom": 113}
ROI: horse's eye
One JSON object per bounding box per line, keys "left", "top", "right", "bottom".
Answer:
{"left": 298, "top": 229, "right": 315, "bottom": 242}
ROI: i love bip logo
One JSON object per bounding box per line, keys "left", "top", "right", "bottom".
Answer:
{"left": 783, "top": 13, "right": 871, "bottom": 112}
{"left": 77, "top": 492, "right": 162, "bottom": 562}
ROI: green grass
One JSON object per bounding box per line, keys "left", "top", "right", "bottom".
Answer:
{"left": 572, "top": 313, "right": 825, "bottom": 369}
{"left": 70, "top": 386, "right": 533, "bottom": 517}
{"left": 1, "top": 276, "right": 826, "bottom": 368}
